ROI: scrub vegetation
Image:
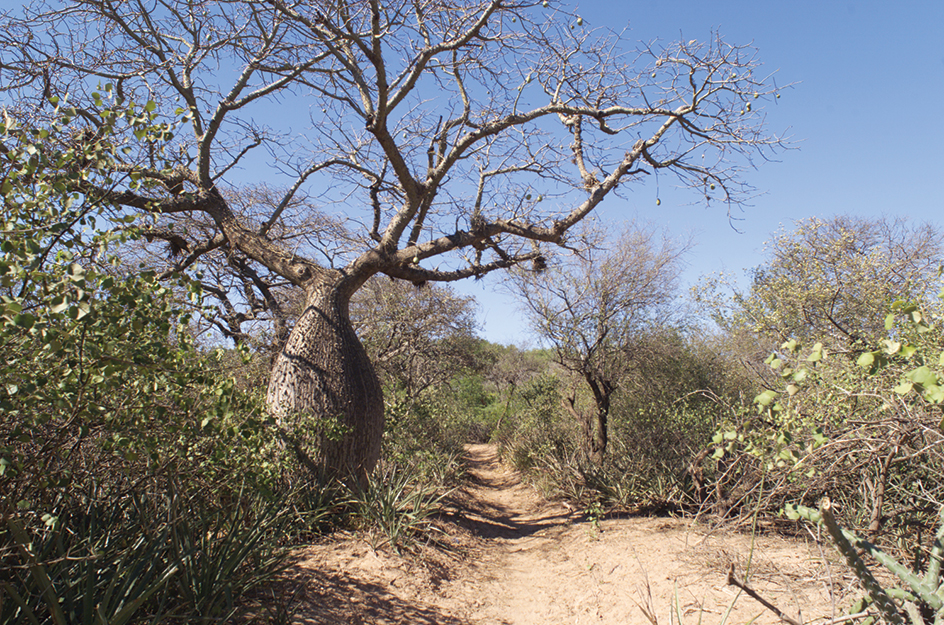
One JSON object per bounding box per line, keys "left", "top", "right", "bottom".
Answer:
{"left": 2, "top": 1, "right": 943, "bottom": 623}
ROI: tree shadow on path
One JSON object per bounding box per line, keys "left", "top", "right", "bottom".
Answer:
{"left": 441, "top": 443, "right": 578, "bottom": 541}
{"left": 284, "top": 569, "right": 470, "bottom": 625}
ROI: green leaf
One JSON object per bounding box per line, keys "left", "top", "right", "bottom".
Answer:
{"left": 907, "top": 366, "right": 937, "bottom": 386}
{"left": 755, "top": 389, "right": 778, "bottom": 407}
{"left": 14, "top": 313, "right": 35, "bottom": 330}
{"left": 49, "top": 295, "right": 69, "bottom": 314}
{"left": 893, "top": 382, "right": 914, "bottom": 395}
{"left": 885, "top": 313, "right": 897, "bottom": 330}
{"left": 68, "top": 302, "right": 91, "bottom": 320}
{"left": 857, "top": 352, "right": 875, "bottom": 369}
{"left": 924, "top": 384, "right": 944, "bottom": 404}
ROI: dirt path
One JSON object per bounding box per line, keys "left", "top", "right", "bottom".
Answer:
{"left": 279, "top": 444, "right": 845, "bottom": 624}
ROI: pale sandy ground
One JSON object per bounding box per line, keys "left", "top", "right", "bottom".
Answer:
{"left": 272, "top": 444, "right": 857, "bottom": 624}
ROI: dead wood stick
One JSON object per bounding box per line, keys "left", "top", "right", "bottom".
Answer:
{"left": 727, "top": 564, "right": 802, "bottom": 625}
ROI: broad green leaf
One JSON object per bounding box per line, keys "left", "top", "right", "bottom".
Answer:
{"left": 894, "top": 381, "right": 914, "bottom": 395}
{"left": 806, "top": 343, "right": 825, "bottom": 362}
{"left": 907, "top": 366, "right": 937, "bottom": 386}
{"left": 14, "top": 313, "right": 35, "bottom": 329}
{"left": 755, "top": 389, "right": 778, "bottom": 407}
{"left": 924, "top": 385, "right": 944, "bottom": 404}
{"left": 49, "top": 296, "right": 69, "bottom": 314}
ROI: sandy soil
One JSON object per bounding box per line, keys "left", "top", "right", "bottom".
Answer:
{"left": 274, "top": 444, "right": 852, "bottom": 624}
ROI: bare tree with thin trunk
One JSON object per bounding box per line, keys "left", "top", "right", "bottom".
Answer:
{"left": 0, "top": 0, "right": 786, "bottom": 482}
{"left": 510, "top": 222, "right": 691, "bottom": 464}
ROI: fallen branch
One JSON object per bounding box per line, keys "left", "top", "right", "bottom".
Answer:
{"left": 727, "top": 564, "right": 801, "bottom": 625}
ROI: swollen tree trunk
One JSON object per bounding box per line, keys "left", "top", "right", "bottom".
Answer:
{"left": 265, "top": 271, "right": 384, "bottom": 484}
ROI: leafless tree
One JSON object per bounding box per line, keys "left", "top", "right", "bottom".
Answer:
{"left": 510, "top": 222, "right": 691, "bottom": 463}
{"left": 0, "top": 0, "right": 786, "bottom": 481}
{"left": 351, "top": 278, "right": 480, "bottom": 400}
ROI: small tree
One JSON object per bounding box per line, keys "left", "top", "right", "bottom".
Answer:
{"left": 510, "top": 223, "right": 690, "bottom": 463}
{"left": 1, "top": 0, "right": 785, "bottom": 481}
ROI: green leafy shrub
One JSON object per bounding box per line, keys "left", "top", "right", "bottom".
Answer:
{"left": 0, "top": 103, "right": 336, "bottom": 624}
{"left": 701, "top": 297, "right": 944, "bottom": 534}
{"left": 382, "top": 388, "right": 466, "bottom": 487}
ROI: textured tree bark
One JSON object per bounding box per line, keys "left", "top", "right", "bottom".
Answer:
{"left": 265, "top": 271, "right": 384, "bottom": 485}
{"left": 586, "top": 376, "right": 612, "bottom": 466}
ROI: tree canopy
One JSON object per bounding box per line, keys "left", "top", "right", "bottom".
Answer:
{"left": 701, "top": 215, "right": 944, "bottom": 352}
{"left": 1, "top": 0, "right": 787, "bottom": 479}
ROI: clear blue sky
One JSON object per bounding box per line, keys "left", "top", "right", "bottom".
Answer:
{"left": 461, "top": 0, "right": 944, "bottom": 345}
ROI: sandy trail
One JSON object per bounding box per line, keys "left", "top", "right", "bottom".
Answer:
{"left": 279, "top": 444, "right": 844, "bottom": 624}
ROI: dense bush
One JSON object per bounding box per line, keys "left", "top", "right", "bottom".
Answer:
{"left": 0, "top": 106, "right": 340, "bottom": 624}
{"left": 702, "top": 301, "right": 944, "bottom": 535}
{"left": 686, "top": 218, "right": 944, "bottom": 539}
{"left": 490, "top": 330, "right": 753, "bottom": 513}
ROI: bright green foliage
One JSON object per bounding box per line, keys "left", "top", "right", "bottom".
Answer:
{"left": 0, "top": 102, "right": 277, "bottom": 504}
{"left": 705, "top": 298, "right": 944, "bottom": 531}
{"left": 696, "top": 217, "right": 944, "bottom": 528}
{"left": 0, "top": 105, "right": 302, "bottom": 624}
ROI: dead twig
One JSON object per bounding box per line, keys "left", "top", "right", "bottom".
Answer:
{"left": 727, "top": 564, "right": 802, "bottom": 625}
